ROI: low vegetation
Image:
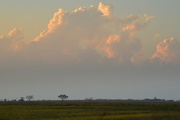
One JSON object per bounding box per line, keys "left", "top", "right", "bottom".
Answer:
{"left": 0, "top": 100, "right": 180, "bottom": 120}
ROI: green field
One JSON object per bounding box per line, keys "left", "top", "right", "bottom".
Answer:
{"left": 0, "top": 101, "right": 180, "bottom": 120}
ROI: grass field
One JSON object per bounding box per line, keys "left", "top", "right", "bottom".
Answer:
{"left": 0, "top": 100, "right": 180, "bottom": 120}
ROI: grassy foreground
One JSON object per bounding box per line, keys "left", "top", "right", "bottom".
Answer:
{"left": 0, "top": 101, "right": 180, "bottom": 120}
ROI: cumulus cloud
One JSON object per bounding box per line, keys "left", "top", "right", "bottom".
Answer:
{"left": 1, "top": 2, "right": 180, "bottom": 101}
{"left": 104, "top": 34, "right": 142, "bottom": 63}
{"left": 151, "top": 38, "right": 180, "bottom": 64}
{"left": 0, "top": 28, "right": 24, "bottom": 66}
{"left": 29, "top": 4, "right": 111, "bottom": 62}
{"left": 122, "top": 14, "right": 153, "bottom": 32}
{"left": 98, "top": 2, "right": 112, "bottom": 17}
{"left": 103, "top": 14, "right": 153, "bottom": 64}
{"left": 26, "top": 2, "right": 153, "bottom": 64}
{"left": 4, "top": 3, "right": 179, "bottom": 66}
{"left": 0, "top": 28, "right": 24, "bottom": 53}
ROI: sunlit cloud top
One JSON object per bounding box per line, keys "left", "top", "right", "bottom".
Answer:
{"left": 0, "top": 2, "right": 179, "bottom": 66}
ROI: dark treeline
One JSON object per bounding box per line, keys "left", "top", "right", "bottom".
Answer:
{"left": 0, "top": 99, "right": 180, "bottom": 106}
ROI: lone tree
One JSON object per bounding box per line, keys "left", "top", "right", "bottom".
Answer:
{"left": 58, "top": 94, "right": 68, "bottom": 102}
{"left": 26, "top": 95, "right": 34, "bottom": 101}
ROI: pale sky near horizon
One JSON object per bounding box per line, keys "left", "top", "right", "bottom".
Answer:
{"left": 0, "top": 0, "right": 180, "bottom": 100}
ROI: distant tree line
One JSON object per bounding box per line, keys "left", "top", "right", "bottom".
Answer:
{"left": 1, "top": 95, "right": 180, "bottom": 102}
{"left": 0, "top": 94, "right": 69, "bottom": 102}
{"left": 1, "top": 95, "right": 34, "bottom": 102}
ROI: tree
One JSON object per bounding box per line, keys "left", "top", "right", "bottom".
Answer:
{"left": 58, "top": 94, "right": 68, "bottom": 102}
{"left": 26, "top": 95, "right": 34, "bottom": 101}
{"left": 19, "top": 97, "right": 24, "bottom": 101}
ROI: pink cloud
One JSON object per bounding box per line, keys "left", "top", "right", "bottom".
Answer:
{"left": 104, "top": 33, "right": 142, "bottom": 63}
{"left": 0, "top": 2, "right": 179, "bottom": 67}
{"left": 103, "top": 14, "right": 152, "bottom": 64}
{"left": 123, "top": 14, "right": 153, "bottom": 32}
{"left": 0, "top": 28, "right": 24, "bottom": 52}
{"left": 151, "top": 38, "right": 180, "bottom": 64}
{"left": 98, "top": 2, "right": 112, "bottom": 17}
{"left": 2, "top": 3, "right": 157, "bottom": 65}
{"left": 29, "top": 3, "right": 153, "bottom": 64}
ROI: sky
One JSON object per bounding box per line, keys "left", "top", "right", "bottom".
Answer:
{"left": 0, "top": 0, "right": 180, "bottom": 101}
